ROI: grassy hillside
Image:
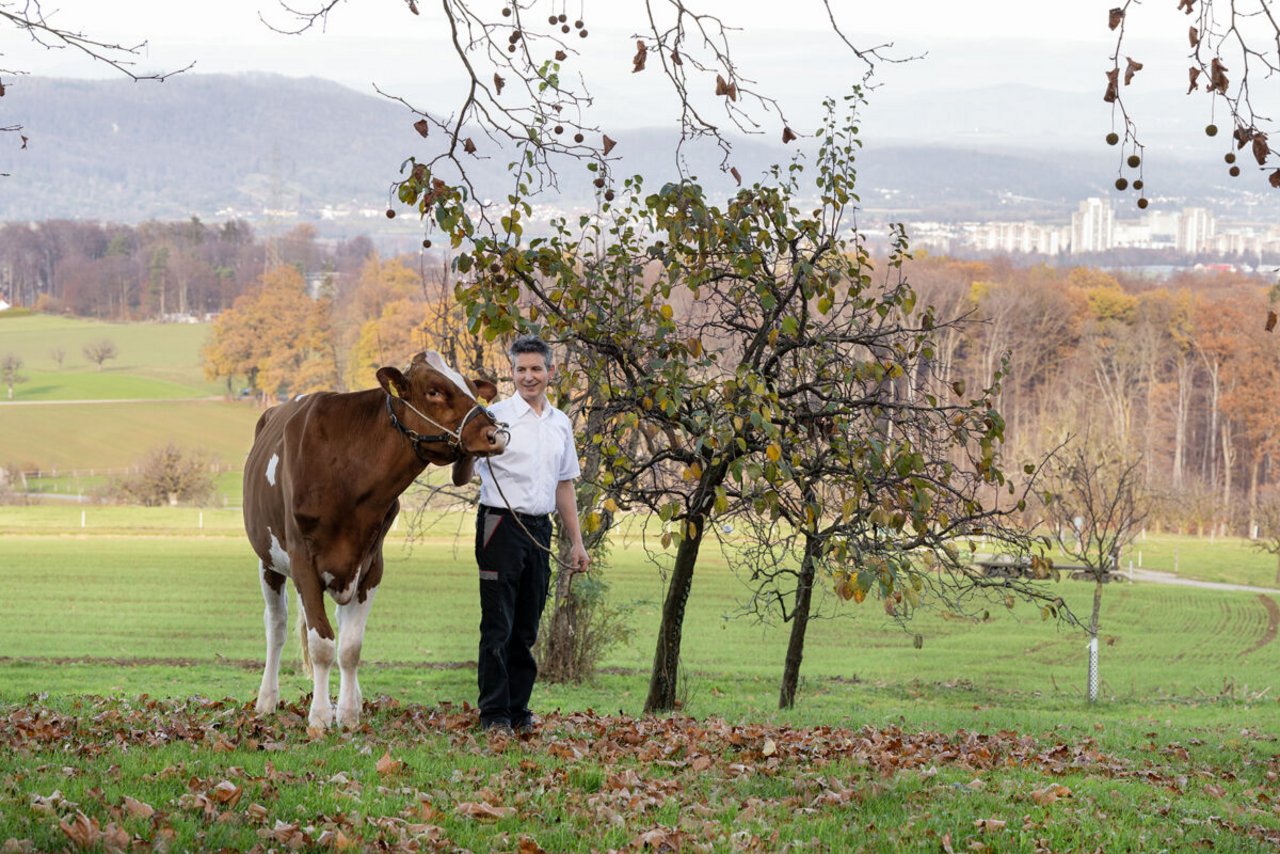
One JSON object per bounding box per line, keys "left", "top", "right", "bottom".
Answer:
{"left": 0, "top": 314, "right": 221, "bottom": 396}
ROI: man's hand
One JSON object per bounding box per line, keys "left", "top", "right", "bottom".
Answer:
{"left": 569, "top": 542, "right": 591, "bottom": 574}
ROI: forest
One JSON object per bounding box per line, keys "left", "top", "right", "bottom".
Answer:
{"left": 1, "top": 216, "right": 1275, "bottom": 539}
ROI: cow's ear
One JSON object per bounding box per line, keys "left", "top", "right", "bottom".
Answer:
{"left": 409, "top": 351, "right": 428, "bottom": 366}
{"left": 472, "top": 379, "right": 498, "bottom": 402}
{"left": 376, "top": 367, "right": 409, "bottom": 398}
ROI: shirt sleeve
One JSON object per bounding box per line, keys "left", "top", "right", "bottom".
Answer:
{"left": 557, "top": 412, "right": 581, "bottom": 481}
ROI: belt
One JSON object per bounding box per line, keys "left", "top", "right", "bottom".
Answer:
{"left": 480, "top": 504, "right": 550, "bottom": 524}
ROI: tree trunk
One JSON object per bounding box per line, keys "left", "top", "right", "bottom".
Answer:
{"left": 1087, "top": 573, "right": 1104, "bottom": 704}
{"left": 539, "top": 528, "right": 581, "bottom": 682}
{"left": 779, "top": 537, "right": 819, "bottom": 709}
{"left": 644, "top": 526, "right": 706, "bottom": 714}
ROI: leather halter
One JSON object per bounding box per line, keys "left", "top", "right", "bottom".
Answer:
{"left": 385, "top": 393, "right": 504, "bottom": 464}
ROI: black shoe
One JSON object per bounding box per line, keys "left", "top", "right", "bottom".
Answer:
{"left": 513, "top": 715, "right": 538, "bottom": 737}
{"left": 481, "top": 718, "right": 514, "bottom": 736}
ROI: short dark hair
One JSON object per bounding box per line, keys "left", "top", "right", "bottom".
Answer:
{"left": 509, "top": 334, "right": 552, "bottom": 367}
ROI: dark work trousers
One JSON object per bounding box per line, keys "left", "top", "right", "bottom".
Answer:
{"left": 475, "top": 504, "right": 552, "bottom": 728}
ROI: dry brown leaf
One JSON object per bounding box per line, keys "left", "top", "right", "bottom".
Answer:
{"left": 602, "top": 134, "right": 617, "bottom": 155}
{"left": 1187, "top": 66, "right": 1201, "bottom": 93}
{"left": 782, "top": 126, "right": 797, "bottom": 144}
{"left": 1124, "top": 57, "right": 1143, "bottom": 86}
{"left": 210, "top": 780, "right": 242, "bottom": 807}
{"left": 1235, "top": 126, "right": 1252, "bottom": 150}
{"left": 554, "top": 49, "right": 567, "bottom": 61}
{"left": 974, "top": 818, "right": 1007, "bottom": 832}
{"left": 412, "top": 118, "right": 429, "bottom": 138}
{"left": 632, "top": 40, "right": 647, "bottom": 73}
{"left": 715, "top": 74, "right": 729, "bottom": 96}
{"left": 1210, "top": 57, "right": 1229, "bottom": 94}
{"left": 1103, "top": 68, "right": 1120, "bottom": 103}
{"left": 1253, "top": 132, "right": 1270, "bottom": 165}
{"left": 1178, "top": 0, "right": 1195, "bottom": 12}
{"left": 727, "top": 81, "right": 738, "bottom": 101}
{"left": 376, "top": 750, "right": 404, "bottom": 776}
{"left": 456, "top": 801, "right": 515, "bottom": 820}
{"left": 517, "top": 836, "right": 549, "bottom": 854}
{"left": 493, "top": 73, "right": 505, "bottom": 94}
{"left": 762, "top": 737, "right": 777, "bottom": 757}
{"left": 691, "top": 754, "right": 713, "bottom": 771}
{"left": 730, "top": 166, "right": 741, "bottom": 186}
{"left": 1108, "top": 7, "right": 1124, "bottom": 30}
{"left": 463, "top": 137, "right": 477, "bottom": 154}
{"left": 1266, "top": 310, "right": 1278, "bottom": 331}
{"left": 671, "top": 49, "right": 682, "bottom": 66}
{"left": 1189, "top": 25, "right": 1199, "bottom": 48}
{"left": 59, "top": 812, "right": 96, "bottom": 849}
{"left": 121, "top": 795, "right": 154, "bottom": 819}
{"left": 406, "top": 0, "right": 418, "bottom": 13}
{"left": 1030, "top": 784, "right": 1072, "bottom": 805}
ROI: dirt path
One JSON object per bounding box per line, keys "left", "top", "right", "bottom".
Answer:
{"left": 1127, "top": 567, "right": 1280, "bottom": 594}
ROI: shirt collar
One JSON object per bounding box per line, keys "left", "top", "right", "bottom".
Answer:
{"left": 505, "top": 392, "right": 547, "bottom": 419}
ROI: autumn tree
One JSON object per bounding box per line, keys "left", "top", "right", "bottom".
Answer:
{"left": 202, "top": 266, "right": 339, "bottom": 400}
{"left": 82, "top": 339, "right": 118, "bottom": 371}
{"left": 1, "top": 352, "right": 25, "bottom": 399}
{"left": 433, "top": 93, "right": 1072, "bottom": 712}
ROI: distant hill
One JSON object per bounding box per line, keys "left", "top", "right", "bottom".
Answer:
{"left": 1, "top": 73, "right": 1274, "bottom": 228}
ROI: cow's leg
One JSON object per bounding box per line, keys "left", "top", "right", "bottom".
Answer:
{"left": 335, "top": 587, "right": 376, "bottom": 728}
{"left": 255, "top": 563, "right": 288, "bottom": 715}
{"left": 293, "top": 562, "right": 336, "bottom": 729}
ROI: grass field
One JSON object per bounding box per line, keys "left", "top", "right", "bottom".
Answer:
{"left": 3, "top": 314, "right": 1280, "bottom": 849}
{"left": 2, "top": 518, "right": 1279, "bottom": 850}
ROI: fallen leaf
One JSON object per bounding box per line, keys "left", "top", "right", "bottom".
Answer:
{"left": 1267, "top": 310, "right": 1278, "bottom": 331}
{"left": 762, "top": 737, "right": 777, "bottom": 757}
{"left": 376, "top": 751, "right": 404, "bottom": 776}
{"left": 517, "top": 836, "right": 548, "bottom": 854}
{"left": 1030, "top": 784, "right": 1072, "bottom": 805}
{"left": 456, "top": 801, "right": 515, "bottom": 820}
{"left": 974, "top": 818, "right": 1006, "bottom": 832}
{"left": 121, "top": 795, "right": 154, "bottom": 819}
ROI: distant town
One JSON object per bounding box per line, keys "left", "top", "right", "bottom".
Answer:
{"left": 906, "top": 197, "right": 1280, "bottom": 263}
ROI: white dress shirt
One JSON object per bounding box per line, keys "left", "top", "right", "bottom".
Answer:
{"left": 477, "top": 394, "right": 580, "bottom": 516}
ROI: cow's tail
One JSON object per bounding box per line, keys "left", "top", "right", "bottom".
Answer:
{"left": 296, "top": 593, "right": 313, "bottom": 679}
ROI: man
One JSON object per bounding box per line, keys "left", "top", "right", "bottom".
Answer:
{"left": 453, "top": 335, "right": 590, "bottom": 735}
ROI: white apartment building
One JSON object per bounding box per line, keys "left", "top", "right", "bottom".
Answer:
{"left": 1177, "top": 207, "right": 1215, "bottom": 254}
{"left": 1070, "top": 197, "right": 1115, "bottom": 253}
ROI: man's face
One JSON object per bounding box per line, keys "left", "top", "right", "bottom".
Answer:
{"left": 511, "top": 351, "right": 552, "bottom": 404}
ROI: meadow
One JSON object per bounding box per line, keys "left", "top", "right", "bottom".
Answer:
{"left": 2, "top": 510, "right": 1280, "bottom": 850}
{"left": 3, "top": 314, "right": 1280, "bottom": 850}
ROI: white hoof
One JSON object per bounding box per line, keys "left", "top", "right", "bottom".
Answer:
{"left": 255, "top": 690, "right": 279, "bottom": 716}
{"left": 308, "top": 699, "right": 335, "bottom": 729}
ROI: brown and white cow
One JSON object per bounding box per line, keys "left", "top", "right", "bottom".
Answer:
{"left": 243, "top": 351, "right": 506, "bottom": 729}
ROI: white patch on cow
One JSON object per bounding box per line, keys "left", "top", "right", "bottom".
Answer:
{"left": 265, "top": 530, "right": 290, "bottom": 577}
{"left": 424, "top": 351, "right": 475, "bottom": 400}
{"left": 321, "top": 571, "right": 334, "bottom": 586}
{"left": 332, "top": 571, "right": 360, "bottom": 606}
{"left": 306, "top": 626, "right": 336, "bottom": 728}
{"left": 265, "top": 453, "right": 280, "bottom": 486}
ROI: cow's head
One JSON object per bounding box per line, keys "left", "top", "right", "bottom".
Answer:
{"left": 377, "top": 351, "right": 507, "bottom": 464}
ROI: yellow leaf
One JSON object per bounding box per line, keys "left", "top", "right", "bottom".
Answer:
{"left": 603, "top": 498, "right": 618, "bottom": 513}
{"left": 660, "top": 304, "right": 674, "bottom": 320}
{"left": 766, "top": 444, "right": 781, "bottom": 463}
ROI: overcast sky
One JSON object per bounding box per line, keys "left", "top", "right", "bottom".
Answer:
{"left": 1, "top": 1, "right": 1226, "bottom": 150}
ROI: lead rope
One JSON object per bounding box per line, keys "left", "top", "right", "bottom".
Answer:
{"left": 485, "top": 461, "right": 578, "bottom": 571}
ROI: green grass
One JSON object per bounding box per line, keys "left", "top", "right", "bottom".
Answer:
{"left": 2, "top": 520, "right": 1279, "bottom": 850}
{"left": 1125, "top": 531, "right": 1280, "bottom": 588}
{"left": 0, "top": 399, "right": 260, "bottom": 472}
{"left": 0, "top": 313, "right": 218, "bottom": 391}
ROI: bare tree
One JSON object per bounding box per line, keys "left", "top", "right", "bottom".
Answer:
{"left": 1, "top": 352, "right": 25, "bottom": 399}
{"left": 48, "top": 344, "right": 64, "bottom": 368}
{"left": 82, "top": 338, "right": 118, "bottom": 371}
{"left": 1040, "top": 439, "right": 1151, "bottom": 703}
{"left": 1251, "top": 487, "right": 1280, "bottom": 585}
